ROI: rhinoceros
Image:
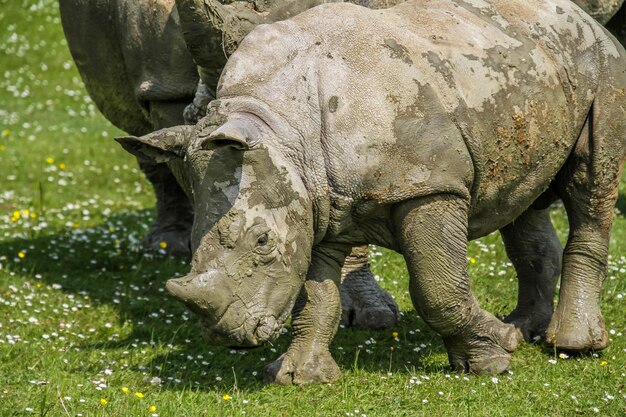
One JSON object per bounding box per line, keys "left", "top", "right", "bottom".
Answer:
{"left": 59, "top": 0, "right": 199, "bottom": 257}
{"left": 118, "top": 0, "right": 626, "bottom": 382}
{"left": 59, "top": 0, "right": 404, "bottom": 330}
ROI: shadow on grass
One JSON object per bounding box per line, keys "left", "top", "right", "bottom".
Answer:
{"left": 617, "top": 192, "right": 626, "bottom": 216}
{"left": 0, "top": 210, "right": 449, "bottom": 391}
{"left": 4, "top": 199, "right": 616, "bottom": 391}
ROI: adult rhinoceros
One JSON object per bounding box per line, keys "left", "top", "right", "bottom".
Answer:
{"left": 60, "top": 0, "right": 625, "bottom": 337}
{"left": 119, "top": 0, "right": 626, "bottom": 382}
{"left": 59, "top": 0, "right": 199, "bottom": 257}
{"left": 59, "top": 0, "right": 404, "bottom": 329}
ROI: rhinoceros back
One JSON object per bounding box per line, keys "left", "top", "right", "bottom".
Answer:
{"left": 217, "top": 0, "right": 625, "bottom": 238}
{"left": 59, "top": 0, "right": 199, "bottom": 135}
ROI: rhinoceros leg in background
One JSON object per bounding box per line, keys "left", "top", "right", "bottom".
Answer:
{"left": 546, "top": 94, "right": 626, "bottom": 351}
{"left": 59, "top": 0, "right": 199, "bottom": 257}
{"left": 138, "top": 102, "right": 195, "bottom": 257}
{"left": 340, "top": 245, "right": 399, "bottom": 329}
{"left": 500, "top": 208, "right": 562, "bottom": 342}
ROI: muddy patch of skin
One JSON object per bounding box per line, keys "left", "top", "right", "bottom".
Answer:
{"left": 120, "top": 0, "right": 626, "bottom": 383}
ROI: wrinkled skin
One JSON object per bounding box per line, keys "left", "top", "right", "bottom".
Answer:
{"left": 59, "top": 0, "right": 400, "bottom": 328}
{"left": 119, "top": 0, "right": 626, "bottom": 382}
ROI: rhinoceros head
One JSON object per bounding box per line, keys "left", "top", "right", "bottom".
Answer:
{"left": 116, "top": 111, "right": 314, "bottom": 347}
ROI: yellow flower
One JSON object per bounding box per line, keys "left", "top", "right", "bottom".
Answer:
{"left": 21, "top": 209, "right": 30, "bottom": 217}
{"left": 159, "top": 241, "right": 168, "bottom": 249}
{"left": 222, "top": 394, "right": 232, "bottom": 401}
{"left": 30, "top": 212, "right": 37, "bottom": 219}
{"left": 2, "top": 129, "right": 10, "bottom": 137}
{"left": 392, "top": 331, "right": 399, "bottom": 339}
{"left": 135, "top": 392, "right": 144, "bottom": 399}
{"left": 58, "top": 163, "right": 66, "bottom": 170}
{"left": 46, "top": 157, "right": 54, "bottom": 164}
{"left": 12, "top": 210, "right": 21, "bottom": 220}
{"left": 17, "top": 251, "right": 25, "bottom": 259}
{"left": 469, "top": 257, "right": 476, "bottom": 264}
{"left": 72, "top": 222, "right": 80, "bottom": 228}
{"left": 121, "top": 387, "right": 130, "bottom": 394}
{"left": 0, "top": 144, "right": 6, "bottom": 151}
{"left": 100, "top": 398, "right": 108, "bottom": 406}
{"left": 149, "top": 405, "right": 157, "bottom": 413}
{"left": 600, "top": 360, "right": 608, "bottom": 367}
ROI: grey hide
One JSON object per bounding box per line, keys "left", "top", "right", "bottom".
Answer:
{"left": 117, "top": 0, "right": 626, "bottom": 383}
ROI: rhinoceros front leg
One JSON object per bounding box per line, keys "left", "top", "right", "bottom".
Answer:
{"left": 264, "top": 245, "right": 348, "bottom": 384}
{"left": 394, "top": 195, "right": 521, "bottom": 374}
{"left": 500, "top": 207, "right": 562, "bottom": 342}
{"left": 340, "top": 245, "right": 400, "bottom": 329}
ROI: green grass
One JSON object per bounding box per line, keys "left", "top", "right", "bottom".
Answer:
{"left": 1, "top": 0, "right": 625, "bottom": 416}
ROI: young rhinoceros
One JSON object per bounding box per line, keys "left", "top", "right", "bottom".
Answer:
{"left": 117, "top": 0, "right": 626, "bottom": 383}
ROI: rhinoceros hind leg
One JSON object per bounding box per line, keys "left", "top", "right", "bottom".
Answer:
{"left": 500, "top": 207, "right": 561, "bottom": 342}
{"left": 138, "top": 160, "right": 194, "bottom": 258}
{"left": 340, "top": 246, "right": 400, "bottom": 329}
{"left": 395, "top": 195, "right": 521, "bottom": 374}
{"left": 546, "top": 97, "right": 625, "bottom": 352}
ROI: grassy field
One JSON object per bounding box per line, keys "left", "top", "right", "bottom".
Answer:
{"left": 1, "top": 0, "right": 625, "bottom": 416}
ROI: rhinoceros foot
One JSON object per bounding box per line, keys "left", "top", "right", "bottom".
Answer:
{"left": 545, "top": 307, "right": 608, "bottom": 352}
{"left": 443, "top": 310, "right": 522, "bottom": 374}
{"left": 143, "top": 224, "right": 192, "bottom": 258}
{"left": 264, "top": 348, "right": 341, "bottom": 385}
{"left": 504, "top": 305, "right": 553, "bottom": 343}
{"left": 340, "top": 257, "right": 399, "bottom": 330}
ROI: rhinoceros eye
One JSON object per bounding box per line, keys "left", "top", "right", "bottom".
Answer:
{"left": 256, "top": 233, "right": 269, "bottom": 246}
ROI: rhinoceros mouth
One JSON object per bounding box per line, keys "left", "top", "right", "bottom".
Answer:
{"left": 198, "top": 311, "right": 283, "bottom": 347}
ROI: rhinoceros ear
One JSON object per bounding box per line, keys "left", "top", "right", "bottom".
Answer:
{"left": 199, "top": 118, "right": 261, "bottom": 151}
{"left": 115, "top": 125, "right": 194, "bottom": 163}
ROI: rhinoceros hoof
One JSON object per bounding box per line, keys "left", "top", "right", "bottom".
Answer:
{"left": 340, "top": 268, "right": 399, "bottom": 330}
{"left": 504, "top": 306, "right": 553, "bottom": 343}
{"left": 263, "top": 350, "right": 341, "bottom": 385}
{"left": 143, "top": 227, "right": 191, "bottom": 258}
{"left": 545, "top": 309, "right": 608, "bottom": 352}
{"left": 443, "top": 311, "right": 521, "bottom": 374}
